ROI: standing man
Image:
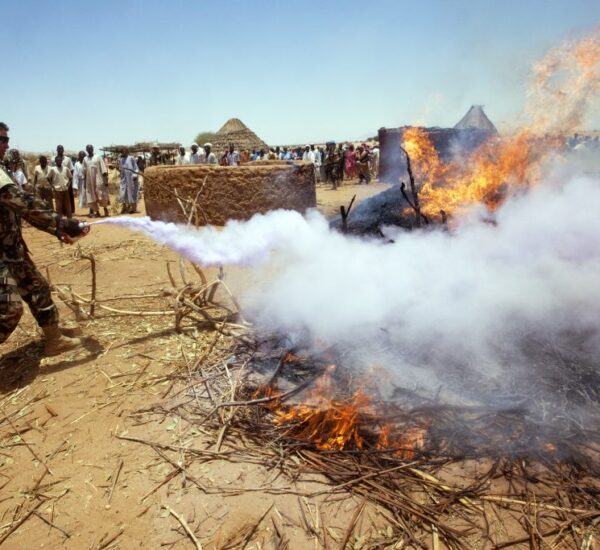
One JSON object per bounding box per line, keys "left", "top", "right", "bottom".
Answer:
{"left": 118, "top": 148, "right": 138, "bottom": 214}
{"left": 52, "top": 145, "right": 73, "bottom": 171}
{"left": 225, "top": 143, "right": 240, "bottom": 166}
{"left": 0, "top": 122, "right": 89, "bottom": 354}
{"left": 52, "top": 145, "right": 75, "bottom": 213}
{"left": 302, "top": 145, "right": 315, "bottom": 163}
{"left": 203, "top": 143, "right": 217, "bottom": 165}
{"left": 82, "top": 144, "right": 109, "bottom": 218}
{"left": 49, "top": 156, "right": 73, "bottom": 218}
{"left": 189, "top": 143, "right": 204, "bottom": 164}
{"left": 312, "top": 145, "right": 321, "bottom": 183}
{"left": 33, "top": 155, "right": 54, "bottom": 204}
{"left": 148, "top": 144, "right": 166, "bottom": 166}
{"left": 8, "top": 154, "right": 27, "bottom": 190}
{"left": 356, "top": 145, "right": 371, "bottom": 184}
{"left": 7, "top": 149, "right": 29, "bottom": 184}
{"left": 370, "top": 143, "right": 379, "bottom": 179}
{"left": 324, "top": 141, "right": 340, "bottom": 190}
{"left": 337, "top": 143, "right": 346, "bottom": 183}
{"left": 72, "top": 151, "right": 87, "bottom": 211}
{"left": 175, "top": 146, "right": 189, "bottom": 165}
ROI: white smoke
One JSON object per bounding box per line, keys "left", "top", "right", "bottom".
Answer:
{"left": 244, "top": 172, "right": 600, "bottom": 401}
{"left": 98, "top": 162, "right": 600, "bottom": 409}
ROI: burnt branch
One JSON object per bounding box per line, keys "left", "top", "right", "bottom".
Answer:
{"left": 401, "top": 182, "right": 429, "bottom": 226}
{"left": 400, "top": 146, "right": 429, "bottom": 226}
{"left": 339, "top": 194, "right": 357, "bottom": 234}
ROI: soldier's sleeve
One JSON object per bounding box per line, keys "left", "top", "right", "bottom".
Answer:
{"left": 0, "top": 183, "right": 61, "bottom": 238}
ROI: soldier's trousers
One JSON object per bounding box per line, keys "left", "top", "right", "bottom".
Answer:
{"left": 0, "top": 256, "right": 58, "bottom": 344}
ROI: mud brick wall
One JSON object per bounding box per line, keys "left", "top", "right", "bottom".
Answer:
{"left": 143, "top": 162, "right": 316, "bottom": 226}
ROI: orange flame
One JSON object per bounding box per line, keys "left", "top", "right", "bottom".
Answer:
{"left": 403, "top": 127, "right": 551, "bottom": 219}
{"left": 403, "top": 28, "right": 599, "bottom": 220}
{"left": 376, "top": 423, "right": 427, "bottom": 459}
{"left": 260, "top": 366, "right": 428, "bottom": 455}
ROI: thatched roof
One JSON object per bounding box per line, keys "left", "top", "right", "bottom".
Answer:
{"left": 454, "top": 105, "right": 498, "bottom": 133}
{"left": 211, "top": 118, "right": 269, "bottom": 153}
{"left": 101, "top": 142, "right": 181, "bottom": 153}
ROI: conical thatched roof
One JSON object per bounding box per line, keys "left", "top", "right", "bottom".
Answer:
{"left": 211, "top": 118, "right": 269, "bottom": 153}
{"left": 454, "top": 105, "right": 498, "bottom": 133}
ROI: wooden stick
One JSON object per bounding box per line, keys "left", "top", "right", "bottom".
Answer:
{"left": 97, "top": 527, "right": 125, "bottom": 549}
{"left": 492, "top": 511, "right": 600, "bottom": 549}
{"left": 107, "top": 460, "right": 124, "bottom": 503}
{"left": 338, "top": 499, "right": 366, "bottom": 550}
{"left": 163, "top": 505, "right": 202, "bottom": 550}
{"left": 0, "top": 499, "right": 44, "bottom": 545}
{"left": 400, "top": 145, "right": 428, "bottom": 226}
{"left": 239, "top": 503, "right": 273, "bottom": 549}
{"left": 77, "top": 252, "right": 97, "bottom": 318}
{"left": 481, "top": 495, "right": 589, "bottom": 514}
{"left": 1, "top": 408, "right": 53, "bottom": 476}
{"left": 339, "top": 194, "right": 356, "bottom": 234}
{"left": 32, "top": 511, "right": 71, "bottom": 539}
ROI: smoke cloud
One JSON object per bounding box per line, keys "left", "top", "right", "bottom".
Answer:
{"left": 97, "top": 162, "right": 600, "bottom": 412}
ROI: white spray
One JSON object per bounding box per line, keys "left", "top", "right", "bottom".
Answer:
{"left": 94, "top": 166, "right": 600, "bottom": 407}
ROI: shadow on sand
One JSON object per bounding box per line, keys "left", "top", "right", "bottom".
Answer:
{"left": 0, "top": 337, "right": 103, "bottom": 395}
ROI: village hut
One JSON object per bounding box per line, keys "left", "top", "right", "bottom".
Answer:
{"left": 378, "top": 105, "right": 499, "bottom": 182}
{"left": 454, "top": 105, "right": 498, "bottom": 134}
{"left": 209, "top": 118, "right": 269, "bottom": 154}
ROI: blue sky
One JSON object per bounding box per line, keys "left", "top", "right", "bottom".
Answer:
{"left": 5, "top": 0, "right": 600, "bottom": 152}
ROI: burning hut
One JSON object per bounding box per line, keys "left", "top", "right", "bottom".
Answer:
{"left": 209, "top": 118, "right": 269, "bottom": 155}
{"left": 378, "top": 105, "right": 498, "bottom": 183}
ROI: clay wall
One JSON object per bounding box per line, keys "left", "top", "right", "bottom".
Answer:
{"left": 143, "top": 162, "right": 316, "bottom": 226}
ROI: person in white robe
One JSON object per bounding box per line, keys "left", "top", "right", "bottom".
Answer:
{"left": 175, "top": 146, "right": 189, "bottom": 165}
{"left": 82, "top": 144, "right": 109, "bottom": 217}
{"left": 203, "top": 143, "right": 217, "bottom": 165}
{"left": 189, "top": 143, "right": 204, "bottom": 164}
{"left": 118, "top": 148, "right": 139, "bottom": 214}
{"left": 72, "top": 151, "right": 87, "bottom": 210}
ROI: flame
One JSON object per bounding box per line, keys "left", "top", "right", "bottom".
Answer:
{"left": 403, "top": 127, "right": 550, "bottom": 219}
{"left": 260, "top": 366, "right": 428, "bottom": 456}
{"left": 402, "top": 28, "right": 599, "bottom": 220}
{"left": 376, "top": 423, "right": 428, "bottom": 459}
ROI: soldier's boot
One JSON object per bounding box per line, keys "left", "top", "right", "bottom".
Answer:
{"left": 60, "top": 325, "right": 83, "bottom": 338}
{"left": 43, "top": 324, "right": 82, "bottom": 356}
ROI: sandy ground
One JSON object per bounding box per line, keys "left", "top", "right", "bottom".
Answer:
{"left": 0, "top": 180, "right": 393, "bottom": 549}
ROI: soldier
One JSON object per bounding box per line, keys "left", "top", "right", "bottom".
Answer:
{"left": 148, "top": 144, "right": 167, "bottom": 167}
{"left": 324, "top": 141, "right": 341, "bottom": 190}
{"left": 356, "top": 145, "right": 371, "bottom": 185}
{"left": 0, "top": 122, "right": 89, "bottom": 355}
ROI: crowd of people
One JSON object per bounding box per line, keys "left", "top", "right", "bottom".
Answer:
{"left": 6, "top": 144, "right": 133, "bottom": 219}
{"left": 3, "top": 138, "right": 381, "bottom": 222}
{"left": 169, "top": 140, "right": 380, "bottom": 190}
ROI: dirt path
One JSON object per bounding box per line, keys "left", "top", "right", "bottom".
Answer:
{"left": 0, "top": 182, "right": 391, "bottom": 549}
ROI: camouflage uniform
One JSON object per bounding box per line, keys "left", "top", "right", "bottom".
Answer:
{"left": 0, "top": 164, "right": 62, "bottom": 344}
{"left": 324, "top": 147, "right": 341, "bottom": 188}
{"left": 147, "top": 151, "right": 168, "bottom": 166}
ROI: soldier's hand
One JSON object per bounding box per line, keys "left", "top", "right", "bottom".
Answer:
{"left": 59, "top": 219, "right": 91, "bottom": 244}
{"left": 60, "top": 233, "right": 76, "bottom": 244}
